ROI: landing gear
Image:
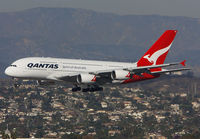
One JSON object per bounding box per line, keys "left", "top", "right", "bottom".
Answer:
{"left": 72, "top": 87, "right": 81, "bottom": 92}
{"left": 12, "top": 78, "right": 20, "bottom": 88}
{"left": 82, "top": 85, "right": 103, "bottom": 92}
{"left": 14, "top": 83, "right": 20, "bottom": 88}
{"left": 71, "top": 85, "right": 81, "bottom": 92}
{"left": 82, "top": 88, "right": 89, "bottom": 92}
{"left": 71, "top": 85, "right": 103, "bottom": 92}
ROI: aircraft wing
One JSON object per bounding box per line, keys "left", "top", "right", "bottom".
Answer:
{"left": 90, "top": 62, "right": 183, "bottom": 76}
{"left": 46, "top": 61, "right": 189, "bottom": 83}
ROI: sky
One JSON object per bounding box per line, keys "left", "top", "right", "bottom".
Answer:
{"left": 0, "top": 0, "right": 199, "bottom": 18}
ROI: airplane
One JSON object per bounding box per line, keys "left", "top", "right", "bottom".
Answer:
{"left": 4, "top": 30, "right": 190, "bottom": 92}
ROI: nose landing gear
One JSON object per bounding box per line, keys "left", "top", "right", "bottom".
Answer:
{"left": 12, "top": 78, "right": 20, "bottom": 88}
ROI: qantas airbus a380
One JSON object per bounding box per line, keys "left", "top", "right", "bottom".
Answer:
{"left": 5, "top": 30, "right": 190, "bottom": 92}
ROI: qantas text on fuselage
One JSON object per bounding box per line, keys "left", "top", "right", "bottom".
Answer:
{"left": 5, "top": 30, "right": 190, "bottom": 92}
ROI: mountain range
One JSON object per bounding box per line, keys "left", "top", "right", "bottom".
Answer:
{"left": 0, "top": 7, "right": 200, "bottom": 77}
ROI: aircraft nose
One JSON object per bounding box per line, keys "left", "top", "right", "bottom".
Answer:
{"left": 5, "top": 67, "right": 12, "bottom": 76}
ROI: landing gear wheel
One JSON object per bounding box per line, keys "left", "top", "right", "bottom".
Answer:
{"left": 89, "top": 87, "right": 95, "bottom": 92}
{"left": 12, "top": 78, "right": 20, "bottom": 88}
{"left": 71, "top": 85, "right": 81, "bottom": 92}
{"left": 82, "top": 88, "right": 89, "bottom": 92}
{"left": 82, "top": 85, "right": 103, "bottom": 92}
{"left": 14, "top": 83, "right": 20, "bottom": 88}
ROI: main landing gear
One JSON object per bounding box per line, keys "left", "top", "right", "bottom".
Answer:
{"left": 72, "top": 85, "right": 81, "bottom": 92}
{"left": 82, "top": 86, "right": 103, "bottom": 92}
{"left": 71, "top": 85, "right": 103, "bottom": 92}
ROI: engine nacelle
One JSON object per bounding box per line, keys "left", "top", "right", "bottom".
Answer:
{"left": 77, "top": 74, "right": 96, "bottom": 84}
{"left": 111, "top": 70, "right": 130, "bottom": 80}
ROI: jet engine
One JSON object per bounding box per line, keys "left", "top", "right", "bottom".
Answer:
{"left": 111, "top": 70, "right": 130, "bottom": 80}
{"left": 77, "top": 74, "right": 96, "bottom": 84}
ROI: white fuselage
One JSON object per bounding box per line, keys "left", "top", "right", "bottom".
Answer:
{"left": 5, "top": 57, "right": 137, "bottom": 83}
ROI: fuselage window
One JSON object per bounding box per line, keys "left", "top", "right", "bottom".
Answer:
{"left": 10, "top": 65, "right": 17, "bottom": 67}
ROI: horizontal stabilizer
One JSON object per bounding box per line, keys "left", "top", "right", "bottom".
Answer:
{"left": 124, "top": 62, "right": 181, "bottom": 72}
{"left": 180, "top": 60, "right": 186, "bottom": 66}
{"left": 151, "top": 68, "right": 190, "bottom": 74}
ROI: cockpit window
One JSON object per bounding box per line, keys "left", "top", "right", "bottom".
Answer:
{"left": 10, "top": 65, "right": 17, "bottom": 67}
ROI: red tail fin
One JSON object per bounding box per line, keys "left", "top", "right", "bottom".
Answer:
{"left": 137, "top": 30, "right": 177, "bottom": 71}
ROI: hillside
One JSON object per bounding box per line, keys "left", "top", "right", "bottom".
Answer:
{"left": 0, "top": 7, "right": 199, "bottom": 77}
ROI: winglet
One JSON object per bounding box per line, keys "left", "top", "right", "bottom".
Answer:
{"left": 180, "top": 60, "right": 186, "bottom": 66}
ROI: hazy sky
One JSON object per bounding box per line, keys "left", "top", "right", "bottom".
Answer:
{"left": 0, "top": 0, "right": 199, "bottom": 18}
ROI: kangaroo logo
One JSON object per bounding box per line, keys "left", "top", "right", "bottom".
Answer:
{"left": 143, "top": 43, "right": 172, "bottom": 65}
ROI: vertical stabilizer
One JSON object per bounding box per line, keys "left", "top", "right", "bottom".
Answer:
{"left": 137, "top": 30, "right": 177, "bottom": 71}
